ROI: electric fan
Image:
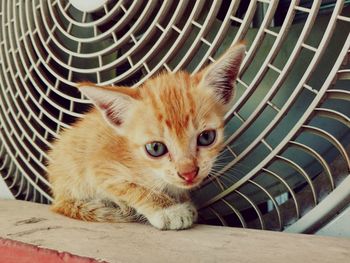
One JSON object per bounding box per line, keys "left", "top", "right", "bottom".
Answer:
{"left": 0, "top": 0, "right": 349, "bottom": 234}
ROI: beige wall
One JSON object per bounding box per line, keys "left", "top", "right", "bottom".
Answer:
{"left": 0, "top": 177, "right": 13, "bottom": 199}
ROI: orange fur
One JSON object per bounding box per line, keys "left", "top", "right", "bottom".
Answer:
{"left": 47, "top": 43, "right": 245, "bottom": 230}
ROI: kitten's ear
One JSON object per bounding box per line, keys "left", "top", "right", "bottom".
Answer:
{"left": 198, "top": 43, "right": 245, "bottom": 106}
{"left": 78, "top": 82, "right": 140, "bottom": 126}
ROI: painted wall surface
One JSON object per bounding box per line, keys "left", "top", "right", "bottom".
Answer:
{"left": 316, "top": 205, "right": 350, "bottom": 238}
{"left": 0, "top": 177, "right": 13, "bottom": 199}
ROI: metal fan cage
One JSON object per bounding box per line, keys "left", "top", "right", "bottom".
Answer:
{"left": 0, "top": 0, "right": 349, "bottom": 233}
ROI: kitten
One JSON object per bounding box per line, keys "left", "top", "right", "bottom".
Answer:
{"left": 47, "top": 43, "right": 245, "bottom": 230}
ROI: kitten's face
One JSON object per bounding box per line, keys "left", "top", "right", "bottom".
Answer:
{"left": 79, "top": 43, "right": 245, "bottom": 191}
{"left": 122, "top": 72, "right": 226, "bottom": 190}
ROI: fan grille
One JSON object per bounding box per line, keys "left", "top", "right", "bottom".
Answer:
{"left": 0, "top": 0, "right": 349, "bottom": 232}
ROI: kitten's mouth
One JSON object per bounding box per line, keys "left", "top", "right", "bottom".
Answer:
{"left": 180, "top": 178, "right": 202, "bottom": 189}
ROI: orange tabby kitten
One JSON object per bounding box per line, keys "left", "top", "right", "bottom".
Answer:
{"left": 48, "top": 43, "right": 245, "bottom": 230}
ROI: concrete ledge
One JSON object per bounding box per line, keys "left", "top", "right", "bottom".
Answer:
{"left": 0, "top": 200, "right": 349, "bottom": 263}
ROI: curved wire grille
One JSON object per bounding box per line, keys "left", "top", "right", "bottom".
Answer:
{"left": 0, "top": 0, "right": 349, "bottom": 232}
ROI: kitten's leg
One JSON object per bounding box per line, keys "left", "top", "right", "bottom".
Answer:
{"left": 51, "top": 198, "right": 137, "bottom": 223}
{"left": 105, "top": 183, "right": 197, "bottom": 230}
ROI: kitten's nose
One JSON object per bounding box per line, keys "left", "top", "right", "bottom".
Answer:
{"left": 178, "top": 167, "right": 199, "bottom": 183}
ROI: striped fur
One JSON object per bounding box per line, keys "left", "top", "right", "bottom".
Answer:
{"left": 47, "top": 43, "right": 245, "bottom": 230}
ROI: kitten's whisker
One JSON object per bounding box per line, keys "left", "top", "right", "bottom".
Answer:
{"left": 211, "top": 170, "right": 246, "bottom": 180}
{"left": 212, "top": 165, "right": 246, "bottom": 173}
{"left": 221, "top": 174, "right": 241, "bottom": 184}
{"left": 208, "top": 165, "right": 243, "bottom": 189}
{"left": 207, "top": 174, "right": 228, "bottom": 190}
{"left": 211, "top": 162, "right": 251, "bottom": 174}
{"left": 207, "top": 172, "right": 228, "bottom": 190}
{"left": 208, "top": 164, "right": 247, "bottom": 186}
{"left": 209, "top": 172, "right": 241, "bottom": 186}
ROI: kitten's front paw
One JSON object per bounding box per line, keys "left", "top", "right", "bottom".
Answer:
{"left": 147, "top": 202, "right": 198, "bottom": 230}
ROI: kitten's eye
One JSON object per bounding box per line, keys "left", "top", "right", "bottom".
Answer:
{"left": 145, "top": 142, "right": 168, "bottom": 157}
{"left": 197, "top": 130, "right": 216, "bottom": 147}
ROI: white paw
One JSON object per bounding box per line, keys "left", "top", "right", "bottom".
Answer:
{"left": 147, "top": 202, "right": 198, "bottom": 230}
